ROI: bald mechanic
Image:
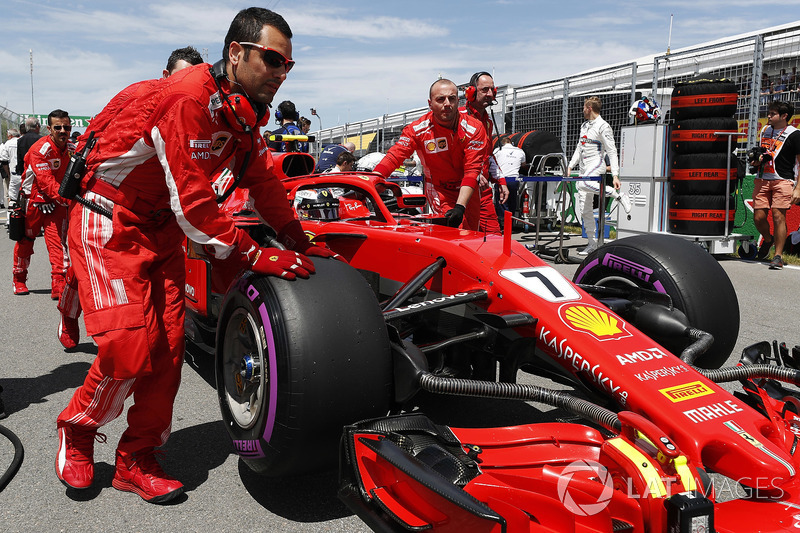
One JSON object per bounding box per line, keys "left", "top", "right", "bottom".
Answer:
{"left": 55, "top": 7, "right": 339, "bottom": 504}
{"left": 373, "top": 79, "right": 488, "bottom": 229}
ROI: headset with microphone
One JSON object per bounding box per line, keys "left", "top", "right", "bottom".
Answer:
{"left": 209, "top": 59, "right": 267, "bottom": 202}
{"left": 465, "top": 71, "right": 497, "bottom": 103}
{"left": 210, "top": 59, "right": 267, "bottom": 133}
{"left": 274, "top": 100, "right": 298, "bottom": 125}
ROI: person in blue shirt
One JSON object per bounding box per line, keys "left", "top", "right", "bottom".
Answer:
{"left": 314, "top": 141, "right": 355, "bottom": 173}
{"left": 267, "top": 100, "right": 307, "bottom": 152}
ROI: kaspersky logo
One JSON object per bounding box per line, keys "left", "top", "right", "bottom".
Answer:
{"left": 559, "top": 303, "right": 631, "bottom": 341}
{"left": 659, "top": 381, "right": 715, "bottom": 403}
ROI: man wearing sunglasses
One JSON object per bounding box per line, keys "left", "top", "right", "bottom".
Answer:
{"left": 55, "top": 7, "right": 338, "bottom": 504}
{"left": 12, "top": 109, "right": 74, "bottom": 298}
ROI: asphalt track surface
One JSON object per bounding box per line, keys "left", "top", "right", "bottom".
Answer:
{"left": 0, "top": 226, "right": 797, "bottom": 533}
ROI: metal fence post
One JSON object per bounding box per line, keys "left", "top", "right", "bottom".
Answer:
{"left": 561, "top": 79, "right": 570, "bottom": 154}
{"left": 511, "top": 88, "right": 517, "bottom": 134}
{"left": 630, "top": 63, "right": 638, "bottom": 125}
{"left": 748, "top": 34, "right": 765, "bottom": 151}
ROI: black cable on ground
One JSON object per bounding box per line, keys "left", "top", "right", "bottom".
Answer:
{"left": 0, "top": 424, "right": 24, "bottom": 492}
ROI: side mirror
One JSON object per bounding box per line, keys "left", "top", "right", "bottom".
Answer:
{"left": 396, "top": 194, "right": 426, "bottom": 209}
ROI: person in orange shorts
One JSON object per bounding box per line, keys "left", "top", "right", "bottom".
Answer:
{"left": 750, "top": 100, "right": 800, "bottom": 269}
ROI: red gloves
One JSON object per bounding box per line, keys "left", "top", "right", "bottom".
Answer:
{"left": 277, "top": 220, "right": 346, "bottom": 262}
{"left": 236, "top": 230, "right": 315, "bottom": 280}
{"left": 250, "top": 248, "right": 314, "bottom": 280}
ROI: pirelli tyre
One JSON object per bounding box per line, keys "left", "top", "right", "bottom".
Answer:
{"left": 670, "top": 153, "right": 738, "bottom": 195}
{"left": 507, "top": 130, "right": 564, "bottom": 164}
{"left": 573, "top": 234, "right": 739, "bottom": 368}
{"left": 671, "top": 117, "right": 739, "bottom": 154}
{"left": 668, "top": 194, "right": 736, "bottom": 236}
{"left": 670, "top": 78, "right": 738, "bottom": 120}
{"left": 215, "top": 258, "right": 392, "bottom": 477}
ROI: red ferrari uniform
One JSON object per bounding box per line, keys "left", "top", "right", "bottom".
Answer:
{"left": 460, "top": 102, "right": 504, "bottom": 234}
{"left": 13, "top": 135, "right": 74, "bottom": 295}
{"left": 56, "top": 79, "right": 164, "bottom": 321}
{"left": 373, "top": 111, "right": 487, "bottom": 230}
{"left": 57, "top": 64, "right": 306, "bottom": 458}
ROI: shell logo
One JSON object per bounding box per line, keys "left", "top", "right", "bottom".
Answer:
{"left": 425, "top": 141, "right": 437, "bottom": 152}
{"left": 559, "top": 303, "right": 631, "bottom": 341}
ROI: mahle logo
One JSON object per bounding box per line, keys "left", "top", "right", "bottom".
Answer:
{"left": 556, "top": 460, "right": 614, "bottom": 516}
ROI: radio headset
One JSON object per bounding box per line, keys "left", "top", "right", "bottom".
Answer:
{"left": 464, "top": 71, "right": 503, "bottom": 195}
{"left": 59, "top": 131, "right": 114, "bottom": 219}
{"left": 210, "top": 59, "right": 266, "bottom": 204}
{"left": 465, "top": 71, "right": 497, "bottom": 103}
{"left": 465, "top": 71, "right": 500, "bottom": 134}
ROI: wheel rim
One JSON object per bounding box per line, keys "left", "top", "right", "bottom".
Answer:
{"left": 221, "top": 308, "right": 267, "bottom": 430}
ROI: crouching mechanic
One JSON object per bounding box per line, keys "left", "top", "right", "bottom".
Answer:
{"left": 55, "top": 7, "right": 339, "bottom": 504}
{"left": 373, "top": 79, "right": 487, "bottom": 229}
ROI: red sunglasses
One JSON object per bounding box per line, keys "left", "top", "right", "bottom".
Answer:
{"left": 238, "top": 42, "right": 295, "bottom": 73}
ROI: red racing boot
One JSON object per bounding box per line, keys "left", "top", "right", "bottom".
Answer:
{"left": 55, "top": 423, "right": 106, "bottom": 489}
{"left": 51, "top": 275, "right": 66, "bottom": 300}
{"left": 112, "top": 449, "right": 184, "bottom": 503}
{"left": 58, "top": 314, "right": 80, "bottom": 349}
{"left": 12, "top": 274, "right": 28, "bottom": 296}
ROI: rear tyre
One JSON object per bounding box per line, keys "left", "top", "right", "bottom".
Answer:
{"left": 215, "top": 258, "right": 392, "bottom": 476}
{"left": 670, "top": 153, "right": 738, "bottom": 195}
{"left": 573, "top": 234, "right": 739, "bottom": 368}
{"left": 668, "top": 194, "right": 736, "bottom": 236}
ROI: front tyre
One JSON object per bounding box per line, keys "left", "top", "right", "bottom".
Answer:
{"left": 216, "top": 258, "right": 392, "bottom": 476}
{"left": 573, "top": 234, "right": 739, "bottom": 368}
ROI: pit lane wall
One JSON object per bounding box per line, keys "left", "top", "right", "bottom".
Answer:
{"left": 313, "top": 21, "right": 800, "bottom": 239}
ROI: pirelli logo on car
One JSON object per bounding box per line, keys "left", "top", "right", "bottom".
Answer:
{"left": 659, "top": 381, "right": 715, "bottom": 403}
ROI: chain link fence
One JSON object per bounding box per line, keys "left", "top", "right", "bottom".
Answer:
{"left": 313, "top": 24, "right": 800, "bottom": 161}
{"left": 0, "top": 105, "right": 23, "bottom": 139}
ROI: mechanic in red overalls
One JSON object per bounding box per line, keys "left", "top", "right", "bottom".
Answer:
{"left": 374, "top": 79, "right": 488, "bottom": 230}
{"left": 460, "top": 71, "right": 508, "bottom": 234}
{"left": 13, "top": 109, "right": 74, "bottom": 298}
{"left": 55, "top": 7, "right": 338, "bottom": 503}
{"left": 57, "top": 48, "right": 205, "bottom": 350}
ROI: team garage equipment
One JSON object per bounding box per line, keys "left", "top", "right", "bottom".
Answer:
{"left": 617, "top": 77, "right": 750, "bottom": 254}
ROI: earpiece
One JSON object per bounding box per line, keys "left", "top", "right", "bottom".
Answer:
{"left": 466, "top": 71, "right": 496, "bottom": 102}
{"left": 465, "top": 85, "right": 477, "bottom": 102}
{"left": 210, "top": 60, "right": 266, "bottom": 132}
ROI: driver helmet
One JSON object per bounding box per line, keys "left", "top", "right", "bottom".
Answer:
{"left": 296, "top": 189, "right": 340, "bottom": 221}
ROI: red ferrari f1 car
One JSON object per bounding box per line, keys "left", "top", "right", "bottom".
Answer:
{"left": 184, "top": 151, "right": 800, "bottom": 532}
